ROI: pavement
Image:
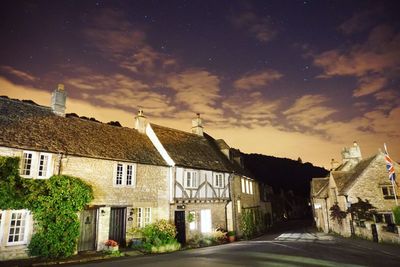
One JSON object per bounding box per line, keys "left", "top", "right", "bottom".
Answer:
{"left": 2, "top": 220, "right": 400, "bottom": 267}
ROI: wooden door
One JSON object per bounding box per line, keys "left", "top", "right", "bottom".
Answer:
{"left": 109, "top": 207, "right": 127, "bottom": 247}
{"left": 175, "top": 210, "right": 186, "bottom": 244}
{"left": 78, "top": 209, "right": 97, "bottom": 251}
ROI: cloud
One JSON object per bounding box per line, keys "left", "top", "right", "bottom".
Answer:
{"left": 83, "top": 9, "right": 176, "bottom": 75}
{"left": 314, "top": 25, "right": 400, "bottom": 97}
{"left": 283, "top": 95, "right": 337, "bottom": 128}
{"left": 353, "top": 75, "right": 387, "bottom": 97}
{"left": 0, "top": 65, "right": 37, "bottom": 81}
{"left": 338, "top": 9, "right": 378, "bottom": 35}
{"left": 166, "top": 69, "right": 222, "bottom": 117}
{"left": 233, "top": 69, "right": 282, "bottom": 90}
{"left": 231, "top": 12, "right": 277, "bottom": 43}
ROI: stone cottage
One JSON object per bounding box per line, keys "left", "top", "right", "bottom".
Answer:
{"left": 0, "top": 85, "right": 170, "bottom": 260}
{"left": 311, "top": 142, "right": 400, "bottom": 243}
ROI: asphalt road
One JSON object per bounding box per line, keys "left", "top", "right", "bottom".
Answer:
{"left": 71, "top": 221, "right": 400, "bottom": 267}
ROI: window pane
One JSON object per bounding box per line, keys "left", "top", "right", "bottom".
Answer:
{"left": 241, "top": 179, "right": 245, "bottom": 193}
{"left": 249, "top": 181, "right": 253, "bottom": 194}
{"left": 116, "top": 164, "right": 123, "bottom": 185}
{"left": 382, "top": 187, "right": 388, "bottom": 196}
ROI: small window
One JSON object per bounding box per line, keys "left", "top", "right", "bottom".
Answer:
{"left": 237, "top": 200, "right": 241, "bottom": 213}
{"left": 37, "top": 153, "right": 51, "bottom": 178}
{"left": 249, "top": 181, "right": 253, "bottom": 195}
{"left": 189, "top": 211, "right": 197, "bottom": 230}
{"left": 21, "top": 152, "right": 33, "bottom": 176}
{"left": 114, "top": 163, "right": 136, "bottom": 187}
{"left": 135, "top": 207, "right": 151, "bottom": 228}
{"left": 116, "top": 164, "right": 123, "bottom": 185}
{"left": 214, "top": 173, "right": 224, "bottom": 188}
{"left": 185, "top": 171, "right": 198, "bottom": 188}
{"left": 126, "top": 164, "right": 133, "bottom": 186}
{"left": 382, "top": 186, "right": 394, "bottom": 197}
{"left": 241, "top": 178, "right": 246, "bottom": 193}
{"left": 7, "top": 210, "right": 29, "bottom": 245}
{"left": 245, "top": 180, "right": 250, "bottom": 194}
{"left": 200, "top": 209, "right": 212, "bottom": 233}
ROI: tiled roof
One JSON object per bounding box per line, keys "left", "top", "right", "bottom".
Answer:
{"left": 311, "top": 178, "right": 329, "bottom": 198}
{"left": 151, "top": 123, "right": 238, "bottom": 173}
{"left": 0, "top": 97, "right": 166, "bottom": 166}
{"left": 333, "top": 155, "right": 377, "bottom": 195}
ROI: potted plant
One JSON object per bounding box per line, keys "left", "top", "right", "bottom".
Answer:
{"left": 104, "top": 239, "right": 119, "bottom": 251}
{"left": 227, "top": 231, "right": 236, "bottom": 242}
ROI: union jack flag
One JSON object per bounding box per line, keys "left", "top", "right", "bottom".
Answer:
{"left": 384, "top": 144, "right": 396, "bottom": 182}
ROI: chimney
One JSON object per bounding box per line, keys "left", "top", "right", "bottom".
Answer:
{"left": 51, "top": 84, "right": 67, "bottom": 116}
{"left": 134, "top": 109, "right": 147, "bottom": 134}
{"left": 191, "top": 113, "right": 203, "bottom": 136}
{"left": 330, "top": 158, "right": 339, "bottom": 170}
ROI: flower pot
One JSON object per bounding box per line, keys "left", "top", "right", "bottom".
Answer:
{"left": 107, "top": 245, "right": 119, "bottom": 252}
{"left": 228, "top": 235, "right": 235, "bottom": 242}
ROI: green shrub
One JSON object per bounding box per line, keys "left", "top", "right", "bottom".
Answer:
{"left": 240, "top": 209, "right": 256, "bottom": 239}
{"left": 0, "top": 156, "right": 93, "bottom": 259}
{"left": 393, "top": 206, "right": 400, "bottom": 225}
{"left": 132, "top": 220, "right": 180, "bottom": 253}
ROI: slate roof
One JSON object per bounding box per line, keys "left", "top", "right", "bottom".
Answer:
{"left": 311, "top": 178, "right": 329, "bottom": 198}
{"left": 333, "top": 155, "right": 377, "bottom": 195}
{"left": 151, "top": 123, "right": 244, "bottom": 173}
{"left": 0, "top": 97, "right": 166, "bottom": 166}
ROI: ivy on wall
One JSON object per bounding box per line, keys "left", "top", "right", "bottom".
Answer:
{"left": 0, "top": 156, "right": 93, "bottom": 259}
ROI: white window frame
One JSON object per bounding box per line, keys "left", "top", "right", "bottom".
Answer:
{"left": 7, "top": 210, "right": 30, "bottom": 246}
{"left": 136, "top": 207, "right": 151, "bottom": 228}
{"left": 214, "top": 173, "right": 224, "bottom": 188}
{"left": 241, "top": 178, "right": 246, "bottom": 193}
{"left": 21, "top": 151, "right": 53, "bottom": 179}
{"left": 0, "top": 210, "right": 4, "bottom": 244}
{"left": 249, "top": 181, "right": 253, "bottom": 195}
{"left": 245, "top": 180, "right": 250, "bottom": 194}
{"left": 184, "top": 170, "right": 198, "bottom": 188}
{"left": 114, "top": 163, "right": 136, "bottom": 187}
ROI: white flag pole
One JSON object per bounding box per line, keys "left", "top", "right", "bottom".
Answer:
{"left": 385, "top": 143, "right": 398, "bottom": 206}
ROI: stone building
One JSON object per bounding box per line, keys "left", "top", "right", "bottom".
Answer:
{"left": 311, "top": 142, "right": 400, "bottom": 243}
{"left": 0, "top": 85, "right": 170, "bottom": 260}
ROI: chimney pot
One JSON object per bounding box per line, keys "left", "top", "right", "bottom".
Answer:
{"left": 191, "top": 113, "right": 203, "bottom": 136}
{"left": 134, "top": 109, "right": 147, "bottom": 134}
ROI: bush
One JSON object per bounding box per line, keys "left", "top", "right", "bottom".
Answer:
{"left": 0, "top": 156, "right": 94, "bottom": 259}
{"left": 240, "top": 209, "right": 256, "bottom": 239}
{"left": 330, "top": 203, "right": 347, "bottom": 224}
{"left": 393, "top": 206, "right": 400, "bottom": 225}
{"left": 132, "top": 220, "right": 180, "bottom": 253}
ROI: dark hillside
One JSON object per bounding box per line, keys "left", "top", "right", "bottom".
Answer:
{"left": 243, "top": 153, "right": 328, "bottom": 197}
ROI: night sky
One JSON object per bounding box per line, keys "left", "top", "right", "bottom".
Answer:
{"left": 1, "top": 0, "right": 399, "bottom": 168}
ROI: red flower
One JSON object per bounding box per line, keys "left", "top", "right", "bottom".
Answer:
{"left": 105, "top": 240, "right": 118, "bottom": 247}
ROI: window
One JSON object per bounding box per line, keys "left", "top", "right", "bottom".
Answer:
{"left": 114, "top": 163, "right": 135, "bottom": 187}
{"left": 241, "top": 178, "right": 246, "bottom": 193}
{"left": 249, "top": 181, "right": 253, "bottom": 195}
{"left": 185, "top": 170, "right": 198, "bottom": 188}
{"left": 200, "top": 209, "right": 212, "bottom": 233}
{"left": 189, "top": 211, "right": 197, "bottom": 230}
{"left": 382, "top": 186, "right": 395, "bottom": 197}
{"left": 21, "top": 151, "right": 52, "bottom": 179}
{"left": 22, "top": 152, "right": 33, "bottom": 176}
{"left": 135, "top": 208, "right": 151, "bottom": 228}
{"left": 237, "top": 200, "right": 241, "bottom": 213}
{"left": 7, "top": 210, "right": 29, "bottom": 245}
{"left": 214, "top": 173, "right": 224, "bottom": 188}
{"left": 245, "top": 180, "right": 250, "bottom": 193}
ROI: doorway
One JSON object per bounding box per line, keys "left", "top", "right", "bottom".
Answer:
{"left": 175, "top": 210, "right": 186, "bottom": 244}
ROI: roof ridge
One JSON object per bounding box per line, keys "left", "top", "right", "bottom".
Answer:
{"left": 0, "top": 96, "right": 50, "bottom": 111}
{"left": 150, "top": 123, "right": 205, "bottom": 137}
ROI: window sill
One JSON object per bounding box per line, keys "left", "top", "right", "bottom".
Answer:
{"left": 384, "top": 196, "right": 399, "bottom": 199}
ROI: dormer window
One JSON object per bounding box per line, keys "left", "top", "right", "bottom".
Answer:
{"left": 214, "top": 173, "right": 224, "bottom": 188}
{"left": 185, "top": 170, "right": 198, "bottom": 188}
{"left": 21, "top": 151, "right": 52, "bottom": 179}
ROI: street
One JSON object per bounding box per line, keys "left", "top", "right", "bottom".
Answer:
{"left": 69, "top": 221, "right": 400, "bottom": 267}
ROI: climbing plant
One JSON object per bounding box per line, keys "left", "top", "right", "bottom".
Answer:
{"left": 347, "top": 197, "right": 376, "bottom": 221}
{"left": 393, "top": 206, "right": 400, "bottom": 225}
{"left": 240, "top": 209, "right": 256, "bottom": 239}
{"left": 0, "top": 156, "right": 93, "bottom": 259}
{"left": 329, "top": 202, "right": 347, "bottom": 224}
